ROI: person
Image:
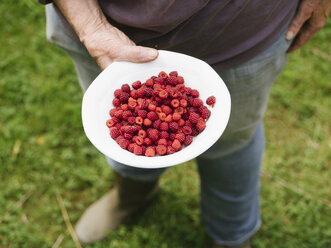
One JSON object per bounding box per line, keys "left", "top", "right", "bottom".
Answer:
{"left": 38, "top": 0, "right": 330, "bottom": 247}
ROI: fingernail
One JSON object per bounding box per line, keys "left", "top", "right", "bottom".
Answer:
{"left": 286, "top": 31, "right": 294, "bottom": 40}
{"left": 147, "top": 49, "right": 158, "bottom": 59}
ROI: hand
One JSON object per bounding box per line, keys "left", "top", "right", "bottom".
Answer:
{"left": 81, "top": 23, "right": 158, "bottom": 70}
{"left": 54, "top": 0, "right": 158, "bottom": 70}
{"left": 286, "top": 0, "right": 331, "bottom": 52}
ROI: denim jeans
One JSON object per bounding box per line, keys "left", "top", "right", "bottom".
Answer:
{"left": 45, "top": 4, "right": 292, "bottom": 246}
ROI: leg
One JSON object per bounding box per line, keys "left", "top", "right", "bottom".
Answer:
{"left": 198, "top": 27, "right": 292, "bottom": 247}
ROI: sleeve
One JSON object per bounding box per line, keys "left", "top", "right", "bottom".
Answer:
{"left": 37, "top": 0, "right": 53, "bottom": 4}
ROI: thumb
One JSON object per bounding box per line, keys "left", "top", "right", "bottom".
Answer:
{"left": 116, "top": 45, "right": 159, "bottom": 63}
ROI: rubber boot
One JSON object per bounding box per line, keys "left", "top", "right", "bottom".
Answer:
{"left": 75, "top": 171, "right": 159, "bottom": 244}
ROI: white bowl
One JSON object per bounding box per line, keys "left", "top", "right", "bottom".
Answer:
{"left": 82, "top": 50, "right": 231, "bottom": 169}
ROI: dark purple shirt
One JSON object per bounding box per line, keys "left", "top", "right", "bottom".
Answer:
{"left": 40, "top": 0, "right": 298, "bottom": 70}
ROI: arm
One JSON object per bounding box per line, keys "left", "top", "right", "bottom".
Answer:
{"left": 53, "top": 0, "right": 158, "bottom": 69}
{"left": 286, "top": 0, "right": 331, "bottom": 52}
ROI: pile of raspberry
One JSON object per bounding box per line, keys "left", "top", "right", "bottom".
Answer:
{"left": 106, "top": 71, "right": 216, "bottom": 157}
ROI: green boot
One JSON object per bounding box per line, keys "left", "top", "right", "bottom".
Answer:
{"left": 75, "top": 171, "right": 159, "bottom": 244}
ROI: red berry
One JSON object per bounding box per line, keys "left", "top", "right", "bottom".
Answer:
{"left": 145, "top": 146, "right": 155, "bottom": 157}
{"left": 112, "top": 98, "right": 121, "bottom": 107}
{"left": 119, "top": 139, "right": 129, "bottom": 149}
{"left": 166, "top": 76, "right": 178, "bottom": 86}
{"left": 148, "top": 129, "right": 159, "bottom": 141}
{"left": 172, "top": 112, "right": 181, "bottom": 121}
{"left": 144, "top": 137, "right": 153, "bottom": 146}
{"left": 171, "top": 139, "right": 182, "bottom": 151}
{"left": 135, "top": 116, "right": 143, "bottom": 125}
{"left": 156, "top": 145, "right": 167, "bottom": 155}
{"left": 169, "top": 122, "right": 179, "bottom": 132}
{"left": 192, "top": 98, "right": 203, "bottom": 108}
{"left": 138, "top": 129, "right": 147, "bottom": 138}
{"left": 169, "top": 71, "right": 178, "bottom": 77}
{"left": 206, "top": 96, "right": 216, "bottom": 106}
{"left": 176, "top": 76, "right": 184, "bottom": 84}
{"left": 157, "top": 138, "right": 167, "bottom": 146}
{"left": 121, "top": 83, "right": 131, "bottom": 93}
{"left": 133, "top": 145, "right": 143, "bottom": 155}
{"left": 132, "top": 81, "right": 141, "bottom": 89}
{"left": 160, "top": 131, "right": 169, "bottom": 140}
{"left": 171, "top": 99, "right": 180, "bottom": 108}
{"left": 190, "top": 89, "right": 199, "bottom": 98}
{"left": 147, "top": 111, "right": 158, "bottom": 121}
{"left": 159, "top": 90, "right": 168, "bottom": 99}
{"left": 196, "top": 119, "right": 206, "bottom": 132}
{"left": 153, "top": 119, "right": 161, "bottom": 129}
{"left": 144, "top": 118, "right": 152, "bottom": 126}
{"left": 119, "top": 92, "right": 130, "bottom": 103}
{"left": 159, "top": 122, "right": 169, "bottom": 131}
{"left": 189, "top": 112, "right": 200, "bottom": 124}
{"left": 158, "top": 71, "right": 168, "bottom": 79}
{"left": 182, "top": 126, "right": 192, "bottom": 135}
{"left": 175, "top": 133, "right": 185, "bottom": 143}
{"left": 184, "top": 135, "right": 193, "bottom": 146}
{"left": 114, "top": 89, "right": 122, "bottom": 98}
{"left": 110, "top": 127, "right": 120, "bottom": 139}
{"left": 167, "top": 146, "right": 175, "bottom": 154}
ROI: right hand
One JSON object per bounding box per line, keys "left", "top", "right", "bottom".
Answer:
{"left": 81, "top": 23, "right": 159, "bottom": 70}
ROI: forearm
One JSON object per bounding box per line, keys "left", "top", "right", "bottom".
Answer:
{"left": 53, "top": 0, "right": 110, "bottom": 44}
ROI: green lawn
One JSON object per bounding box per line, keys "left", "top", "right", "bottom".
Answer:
{"left": 0, "top": 1, "right": 330, "bottom": 247}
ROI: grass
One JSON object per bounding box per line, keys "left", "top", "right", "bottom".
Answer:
{"left": 0, "top": 1, "right": 330, "bottom": 247}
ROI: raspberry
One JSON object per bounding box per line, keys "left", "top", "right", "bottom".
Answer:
{"left": 130, "top": 90, "right": 138, "bottom": 99}
{"left": 134, "top": 136, "right": 144, "bottom": 145}
{"left": 138, "top": 129, "right": 147, "bottom": 138}
{"left": 144, "top": 137, "right": 153, "bottom": 146}
{"left": 124, "top": 133, "right": 133, "bottom": 140}
{"left": 166, "top": 76, "right": 178, "bottom": 86}
{"left": 169, "top": 88, "right": 179, "bottom": 98}
{"left": 133, "top": 145, "right": 143, "bottom": 155}
{"left": 153, "top": 119, "right": 161, "bottom": 129}
{"left": 165, "top": 114, "right": 173, "bottom": 123}
{"left": 160, "top": 131, "right": 169, "bottom": 140}
{"left": 110, "top": 127, "right": 120, "bottom": 139}
{"left": 159, "top": 122, "right": 169, "bottom": 131}
{"left": 127, "top": 116, "right": 136, "bottom": 125}
{"left": 171, "top": 99, "right": 180, "bottom": 108}
{"left": 156, "top": 145, "right": 167, "bottom": 155}
{"left": 148, "top": 129, "right": 159, "bottom": 141}
{"left": 158, "top": 71, "right": 168, "bottom": 79}
{"left": 184, "top": 135, "right": 193, "bottom": 146}
{"left": 157, "top": 138, "right": 167, "bottom": 146}
{"left": 176, "top": 76, "right": 184, "bottom": 84}
{"left": 158, "top": 112, "right": 166, "bottom": 121}
{"left": 114, "top": 89, "right": 122, "bottom": 98}
{"left": 145, "top": 146, "right": 155, "bottom": 157}
{"left": 112, "top": 98, "right": 121, "bottom": 107}
{"left": 206, "top": 96, "right": 216, "bottom": 106}
{"left": 143, "top": 118, "right": 152, "bottom": 126}
{"left": 189, "top": 112, "right": 200, "bottom": 124}
{"left": 122, "top": 110, "right": 132, "bottom": 120}
{"left": 169, "top": 133, "right": 176, "bottom": 141}
{"left": 135, "top": 116, "right": 143, "bottom": 125}
{"left": 145, "top": 78, "right": 154, "bottom": 86}
{"left": 192, "top": 98, "right": 203, "bottom": 108}
{"left": 199, "top": 106, "right": 211, "bottom": 119}
{"left": 191, "top": 127, "right": 199, "bottom": 136}
{"left": 161, "top": 105, "right": 172, "bottom": 115}
{"left": 169, "top": 71, "right": 178, "bottom": 77}
{"left": 175, "top": 133, "right": 185, "bottom": 143}
{"left": 171, "top": 139, "right": 182, "bottom": 151}
{"left": 148, "top": 103, "right": 157, "bottom": 111}
{"left": 128, "top": 143, "right": 135, "bottom": 153}
{"left": 119, "top": 139, "right": 129, "bottom": 149}
{"left": 128, "top": 100, "right": 137, "bottom": 109}
{"left": 153, "top": 77, "right": 164, "bottom": 85}
{"left": 132, "top": 81, "right": 141, "bottom": 89}
{"left": 169, "top": 122, "right": 179, "bottom": 132}
{"left": 114, "top": 110, "right": 123, "bottom": 119}
{"left": 174, "top": 107, "right": 184, "bottom": 115}
{"left": 178, "top": 118, "right": 185, "bottom": 127}
{"left": 121, "top": 104, "right": 128, "bottom": 111}
{"left": 196, "top": 119, "right": 206, "bottom": 132}
{"left": 180, "top": 99, "right": 187, "bottom": 108}
{"left": 190, "top": 89, "right": 199, "bottom": 98}
{"left": 121, "top": 83, "right": 131, "bottom": 93}
{"left": 167, "top": 146, "right": 175, "bottom": 154}
{"left": 147, "top": 111, "right": 158, "bottom": 121}
{"left": 136, "top": 88, "right": 145, "bottom": 98}
{"left": 172, "top": 112, "right": 181, "bottom": 121}
{"left": 106, "top": 119, "right": 113, "bottom": 128}
{"left": 138, "top": 110, "right": 147, "bottom": 118}
{"left": 159, "top": 90, "right": 168, "bottom": 99}
{"left": 109, "top": 108, "right": 117, "bottom": 117}
{"left": 182, "top": 126, "right": 192, "bottom": 135}
{"left": 119, "top": 92, "right": 130, "bottom": 103}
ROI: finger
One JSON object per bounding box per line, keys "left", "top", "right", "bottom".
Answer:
{"left": 287, "top": 11, "right": 327, "bottom": 52}
{"left": 115, "top": 45, "right": 159, "bottom": 63}
{"left": 286, "top": 0, "right": 318, "bottom": 40}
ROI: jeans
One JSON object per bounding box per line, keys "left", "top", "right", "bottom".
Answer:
{"left": 45, "top": 4, "right": 292, "bottom": 246}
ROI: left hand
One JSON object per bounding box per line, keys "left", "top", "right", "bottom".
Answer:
{"left": 286, "top": 0, "right": 331, "bottom": 52}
